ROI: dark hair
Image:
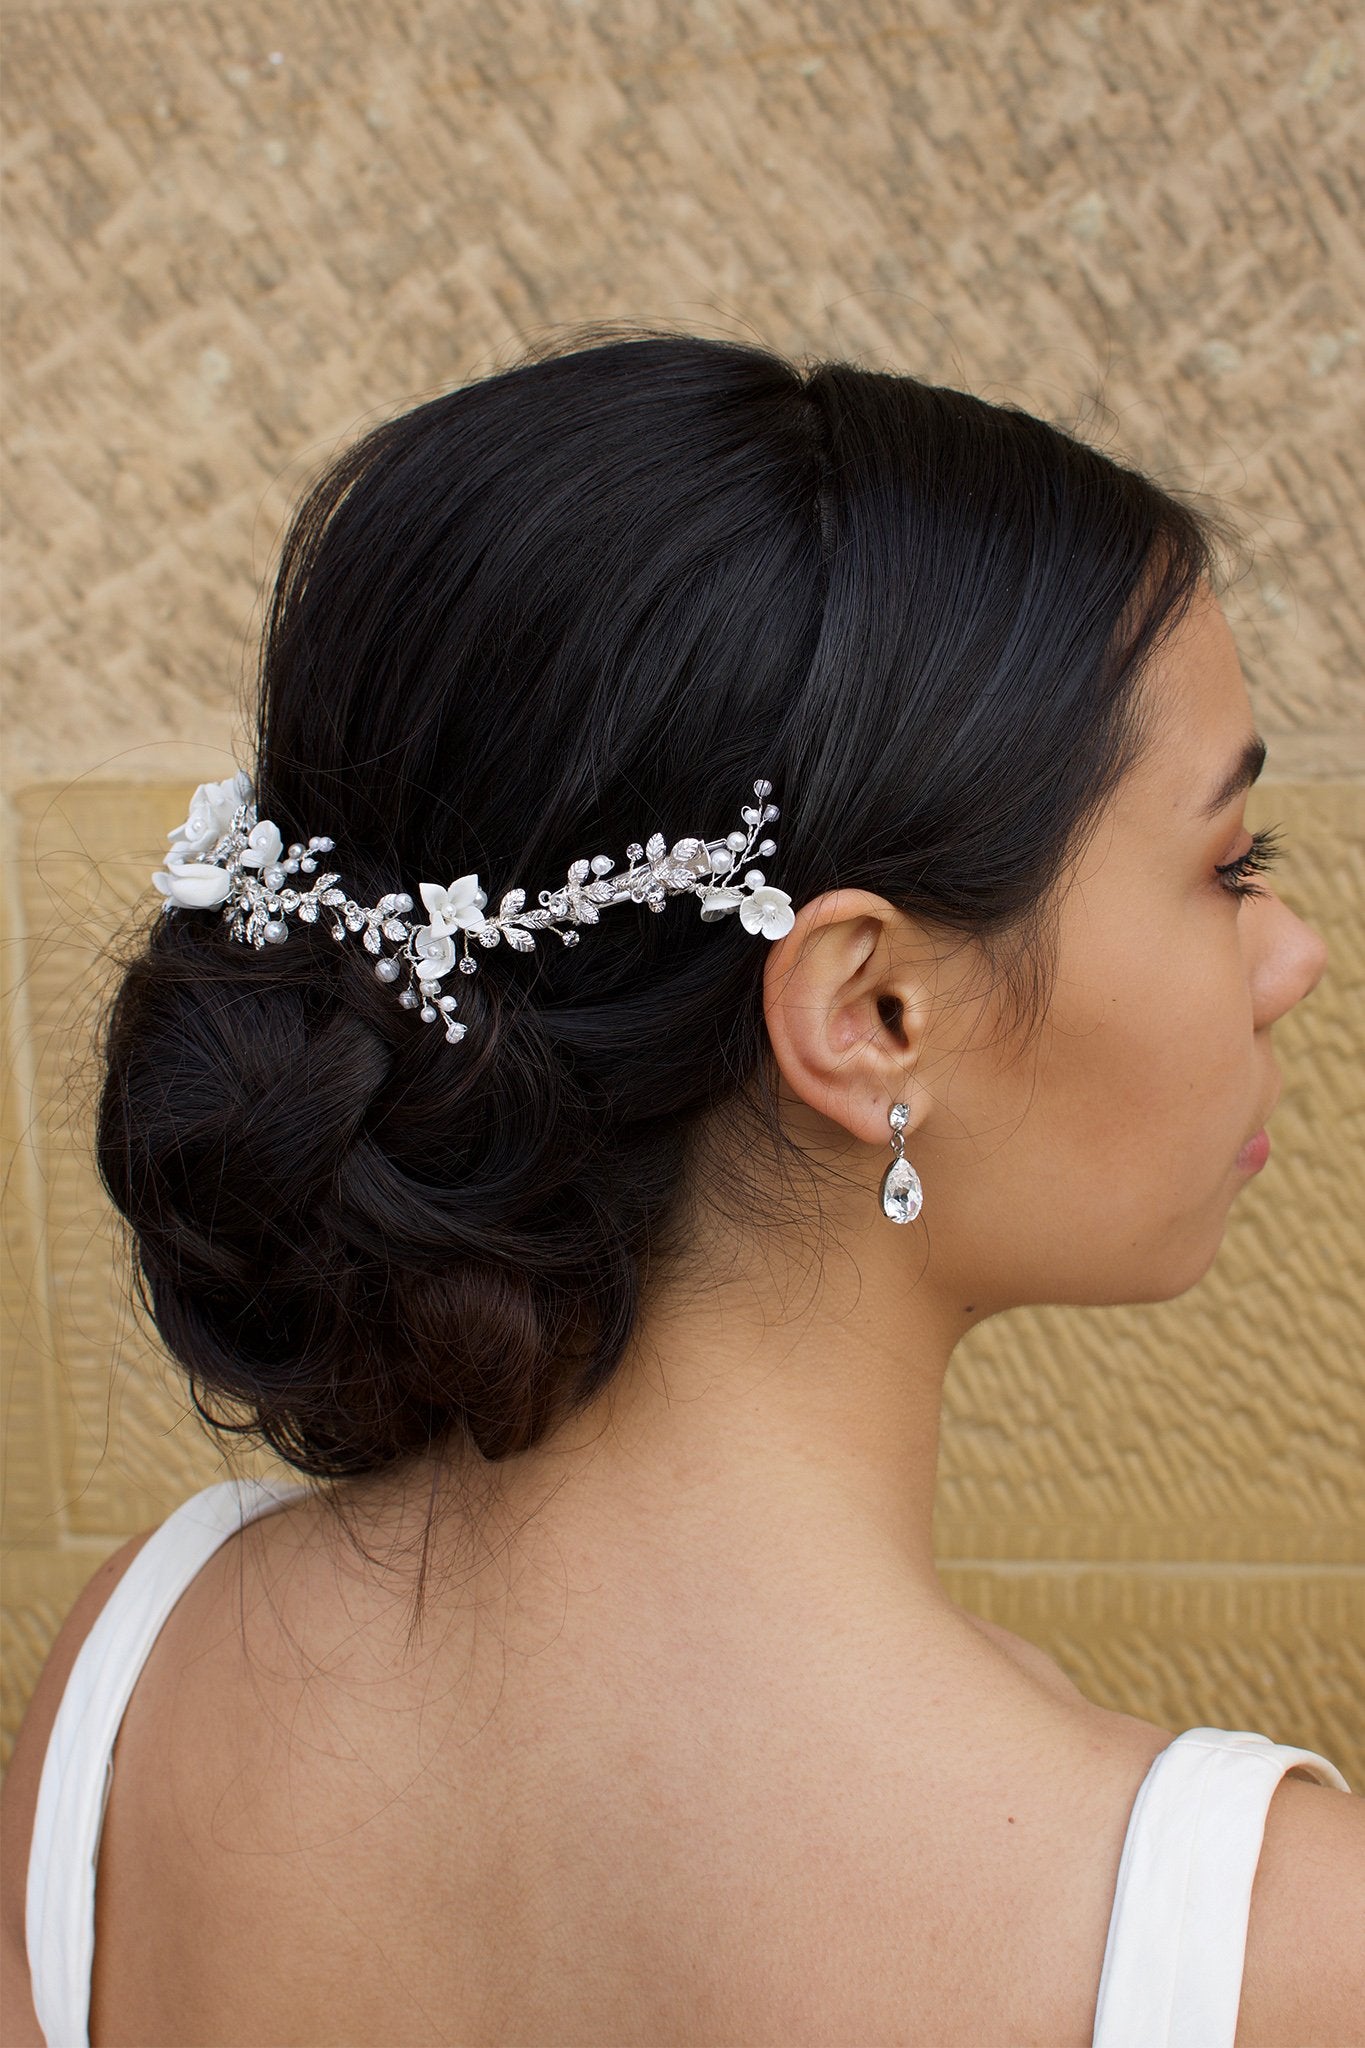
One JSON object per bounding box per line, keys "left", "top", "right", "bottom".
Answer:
{"left": 96, "top": 325, "right": 1239, "bottom": 1488}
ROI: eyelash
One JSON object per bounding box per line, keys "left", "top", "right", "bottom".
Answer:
{"left": 1215, "top": 824, "right": 1286, "bottom": 900}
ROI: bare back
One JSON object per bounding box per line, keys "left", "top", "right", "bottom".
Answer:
{"left": 86, "top": 1491, "right": 1176, "bottom": 2047}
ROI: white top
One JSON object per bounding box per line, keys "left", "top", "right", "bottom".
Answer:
{"left": 23, "top": 1477, "right": 1354, "bottom": 2048}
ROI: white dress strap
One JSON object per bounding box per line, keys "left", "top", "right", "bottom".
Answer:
{"left": 1091, "top": 1724, "right": 1352, "bottom": 2048}
{"left": 25, "top": 1474, "right": 313, "bottom": 2048}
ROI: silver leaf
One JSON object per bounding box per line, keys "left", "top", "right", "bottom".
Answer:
{"left": 503, "top": 926, "right": 536, "bottom": 951}
{"left": 296, "top": 898, "right": 318, "bottom": 923}
{"left": 362, "top": 926, "right": 382, "bottom": 954}
{"left": 567, "top": 860, "right": 591, "bottom": 884}
{"left": 645, "top": 832, "right": 666, "bottom": 861}
{"left": 499, "top": 888, "right": 526, "bottom": 917}
{"left": 382, "top": 919, "right": 409, "bottom": 941}
{"left": 320, "top": 888, "right": 346, "bottom": 906}
{"left": 575, "top": 901, "right": 599, "bottom": 924}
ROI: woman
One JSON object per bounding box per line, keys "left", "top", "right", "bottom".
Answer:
{"left": 3, "top": 329, "right": 1360, "bottom": 2046}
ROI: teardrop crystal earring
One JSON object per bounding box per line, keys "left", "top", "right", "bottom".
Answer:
{"left": 879, "top": 1101, "right": 923, "bottom": 1225}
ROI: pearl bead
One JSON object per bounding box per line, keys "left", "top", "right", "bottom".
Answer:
{"left": 373, "top": 957, "right": 400, "bottom": 983}
{"left": 263, "top": 920, "right": 288, "bottom": 944}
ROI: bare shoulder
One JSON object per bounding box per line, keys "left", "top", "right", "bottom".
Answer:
{"left": 960, "top": 1610, "right": 1092, "bottom": 1707}
{"left": 0, "top": 1527, "right": 158, "bottom": 2047}
{"left": 1235, "top": 1768, "right": 1365, "bottom": 2048}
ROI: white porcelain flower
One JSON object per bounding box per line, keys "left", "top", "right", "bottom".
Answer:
{"left": 151, "top": 860, "right": 233, "bottom": 909}
{"left": 739, "top": 885, "right": 796, "bottom": 939}
{"left": 167, "top": 772, "right": 252, "bottom": 862}
{"left": 419, "top": 876, "right": 488, "bottom": 936}
{"left": 697, "top": 885, "right": 744, "bottom": 923}
{"left": 238, "top": 819, "right": 284, "bottom": 870}
{"left": 153, "top": 770, "right": 263, "bottom": 909}
{"left": 412, "top": 926, "right": 458, "bottom": 979}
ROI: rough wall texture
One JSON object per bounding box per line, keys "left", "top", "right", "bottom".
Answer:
{"left": 3, "top": 0, "right": 1362, "bottom": 1783}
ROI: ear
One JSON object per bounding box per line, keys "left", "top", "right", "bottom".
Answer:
{"left": 760, "top": 888, "right": 934, "bottom": 1151}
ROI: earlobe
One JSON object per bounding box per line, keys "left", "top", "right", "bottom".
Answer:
{"left": 760, "top": 891, "right": 927, "bottom": 1155}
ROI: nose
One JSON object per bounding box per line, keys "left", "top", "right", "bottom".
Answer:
{"left": 1257, "top": 893, "right": 1328, "bottom": 1028}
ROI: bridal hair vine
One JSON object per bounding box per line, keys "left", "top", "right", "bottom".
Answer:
{"left": 151, "top": 771, "right": 796, "bottom": 1046}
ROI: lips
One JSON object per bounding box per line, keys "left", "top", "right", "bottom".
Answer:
{"left": 1244, "top": 1073, "right": 1285, "bottom": 1171}
{"left": 1237, "top": 1128, "right": 1271, "bottom": 1173}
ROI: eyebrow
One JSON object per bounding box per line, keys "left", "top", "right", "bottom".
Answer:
{"left": 1197, "top": 732, "right": 1267, "bottom": 820}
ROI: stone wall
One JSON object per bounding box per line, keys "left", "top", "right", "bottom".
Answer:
{"left": 3, "top": 0, "right": 1361, "bottom": 1783}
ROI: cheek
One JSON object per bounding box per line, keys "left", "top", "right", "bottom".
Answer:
{"left": 1040, "top": 901, "right": 1252, "bottom": 1150}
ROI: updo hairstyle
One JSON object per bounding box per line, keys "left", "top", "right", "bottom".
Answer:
{"left": 95, "top": 327, "right": 1238, "bottom": 1486}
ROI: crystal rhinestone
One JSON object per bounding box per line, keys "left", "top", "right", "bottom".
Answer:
{"left": 880, "top": 1156, "right": 923, "bottom": 1225}
{"left": 398, "top": 989, "right": 419, "bottom": 1008}
{"left": 562, "top": 930, "right": 579, "bottom": 945}
{"left": 373, "top": 957, "right": 401, "bottom": 983}
{"left": 458, "top": 956, "right": 479, "bottom": 974}
{"left": 420, "top": 1003, "right": 437, "bottom": 1023}
{"left": 889, "top": 1102, "right": 910, "bottom": 1132}
{"left": 262, "top": 920, "right": 288, "bottom": 944}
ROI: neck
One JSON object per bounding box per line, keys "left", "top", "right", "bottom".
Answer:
{"left": 373, "top": 1229, "right": 990, "bottom": 1637}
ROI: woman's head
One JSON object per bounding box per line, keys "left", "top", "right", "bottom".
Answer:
{"left": 762, "top": 580, "right": 1325, "bottom": 1330}
{"left": 96, "top": 327, "right": 1321, "bottom": 1486}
